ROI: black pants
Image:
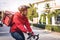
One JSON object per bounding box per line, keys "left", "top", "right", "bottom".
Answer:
{"left": 11, "top": 31, "right": 25, "bottom": 40}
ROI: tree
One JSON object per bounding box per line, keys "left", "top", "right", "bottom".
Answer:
{"left": 39, "top": 13, "right": 46, "bottom": 24}
{"left": 45, "top": 3, "right": 52, "bottom": 24}
{"left": 27, "top": 4, "right": 38, "bottom": 21}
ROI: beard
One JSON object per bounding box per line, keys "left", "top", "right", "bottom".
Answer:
{"left": 22, "top": 13, "right": 27, "bottom": 16}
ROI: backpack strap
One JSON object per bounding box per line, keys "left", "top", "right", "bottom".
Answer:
{"left": 9, "top": 15, "right": 14, "bottom": 26}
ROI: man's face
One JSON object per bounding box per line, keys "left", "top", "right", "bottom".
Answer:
{"left": 22, "top": 9, "right": 27, "bottom": 16}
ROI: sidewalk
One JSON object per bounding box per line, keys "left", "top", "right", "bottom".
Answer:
{"left": 32, "top": 26, "right": 60, "bottom": 38}
{"left": 44, "top": 29, "right": 60, "bottom": 35}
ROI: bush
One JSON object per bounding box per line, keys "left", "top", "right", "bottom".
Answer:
{"left": 33, "top": 24, "right": 46, "bottom": 29}
{"left": 53, "top": 26, "right": 60, "bottom": 32}
{"left": 32, "top": 24, "right": 60, "bottom": 32}
{"left": 45, "top": 25, "right": 60, "bottom": 32}
{"left": 45, "top": 25, "right": 52, "bottom": 30}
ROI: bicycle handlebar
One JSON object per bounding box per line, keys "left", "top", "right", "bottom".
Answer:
{"left": 27, "top": 34, "right": 39, "bottom": 40}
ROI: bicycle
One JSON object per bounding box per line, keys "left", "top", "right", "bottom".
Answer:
{"left": 27, "top": 34, "right": 39, "bottom": 40}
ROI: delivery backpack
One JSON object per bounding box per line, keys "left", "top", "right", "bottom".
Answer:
{"left": 2, "top": 12, "right": 14, "bottom": 26}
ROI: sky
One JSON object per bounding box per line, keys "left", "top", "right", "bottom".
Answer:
{"left": 0, "top": 0, "right": 60, "bottom": 12}
{"left": 0, "top": 0, "right": 41, "bottom": 11}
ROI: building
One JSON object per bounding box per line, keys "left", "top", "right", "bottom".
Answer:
{"left": 33, "top": 0, "right": 60, "bottom": 25}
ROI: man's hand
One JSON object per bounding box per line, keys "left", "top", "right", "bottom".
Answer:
{"left": 27, "top": 34, "right": 39, "bottom": 40}
{"left": 27, "top": 32, "right": 34, "bottom": 36}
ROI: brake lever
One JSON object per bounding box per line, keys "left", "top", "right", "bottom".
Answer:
{"left": 27, "top": 34, "right": 39, "bottom": 40}
{"left": 27, "top": 34, "right": 33, "bottom": 39}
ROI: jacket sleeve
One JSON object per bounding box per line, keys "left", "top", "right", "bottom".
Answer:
{"left": 25, "top": 17, "right": 33, "bottom": 33}
{"left": 13, "top": 15, "right": 28, "bottom": 33}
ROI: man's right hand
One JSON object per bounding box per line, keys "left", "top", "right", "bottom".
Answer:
{"left": 27, "top": 32, "right": 34, "bottom": 36}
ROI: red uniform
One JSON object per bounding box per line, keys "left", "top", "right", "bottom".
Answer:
{"left": 10, "top": 12, "right": 33, "bottom": 33}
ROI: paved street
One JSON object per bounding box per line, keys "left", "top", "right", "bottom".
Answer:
{"left": 0, "top": 25, "right": 60, "bottom": 40}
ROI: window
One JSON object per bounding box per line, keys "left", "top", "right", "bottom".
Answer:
{"left": 56, "top": 15, "right": 60, "bottom": 24}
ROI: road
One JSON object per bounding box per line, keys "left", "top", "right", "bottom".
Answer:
{"left": 0, "top": 25, "right": 60, "bottom": 40}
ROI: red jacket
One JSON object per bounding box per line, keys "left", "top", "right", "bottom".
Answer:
{"left": 10, "top": 12, "right": 33, "bottom": 33}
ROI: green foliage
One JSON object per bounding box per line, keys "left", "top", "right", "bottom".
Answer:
{"left": 39, "top": 15, "right": 42, "bottom": 24}
{"left": 45, "top": 25, "right": 60, "bottom": 32}
{"left": 43, "top": 14, "right": 46, "bottom": 24}
{"left": 33, "top": 24, "right": 46, "bottom": 29}
{"left": 53, "top": 26, "right": 60, "bottom": 32}
{"left": 50, "top": 12, "right": 56, "bottom": 16}
{"left": 45, "top": 3, "right": 50, "bottom": 9}
{"left": 47, "top": 13, "right": 52, "bottom": 24}
{"left": 39, "top": 3, "right": 60, "bottom": 32}
{"left": 27, "top": 4, "right": 38, "bottom": 21}
{"left": 45, "top": 25, "right": 52, "bottom": 30}
{"left": 54, "top": 9, "right": 60, "bottom": 16}
{"left": 39, "top": 13, "right": 46, "bottom": 24}
{"left": 45, "top": 9, "right": 60, "bottom": 24}
{"left": 50, "top": 9, "right": 60, "bottom": 17}
{"left": 45, "top": 3, "right": 52, "bottom": 24}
